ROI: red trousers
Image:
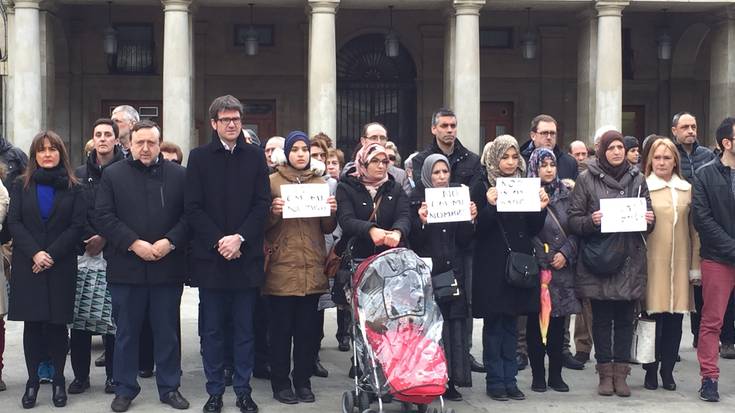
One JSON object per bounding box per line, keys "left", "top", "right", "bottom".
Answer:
{"left": 697, "top": 259, "right": 735, "bottom": 379}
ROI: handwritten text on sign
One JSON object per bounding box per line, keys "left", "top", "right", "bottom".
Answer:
{"left": 496, "top": 178, "right": 541, "bottom": 212}
{"left": 281, "top": 183, "right": 330, "bottom": 219}
{"left": 600, "top": 197, "right": 647, "bottom": 233}
{"left": 425, "top": 186, "right": 472, "bottom": 223}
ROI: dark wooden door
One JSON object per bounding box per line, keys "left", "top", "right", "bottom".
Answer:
{"left": 481, "top": 102, "right": 514, "bottom": 143}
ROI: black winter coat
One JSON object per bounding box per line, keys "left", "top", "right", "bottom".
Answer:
{"left": 75, "top": 148, "right": 125, "bottom": 240}
{"left": 676, "top": 142, "right": 716, "bottom": 183}
{"left": 531, "top": 183, "right": 581, "bottom": 317}
{"left": 185, "top": 132, "right": 270, "bottom": 290}
{"left": 412, "top": 138, "right": 483, "bottom": 192}
{"left": 8, "top": 180, "right": 85, "bottom": 324}
{"left": 520, "top": 140, "right": 579, "bottom": 180}
{"left": 336, "top": 170, "right": 410, "bottom": 260}
{"left": 409, "top": 185, "right": 473, "bottom": 320}
{"left": 94, "top": 157, "right": 188, "bottom": 285}
{"left": 470, "top": 179, "right": 546, "bottom": 317}
{"left": 0, "top": 137, "right": 28, "bottom": 188}
{"left": 692, "top": 157, "right": 735, "bottom": 267}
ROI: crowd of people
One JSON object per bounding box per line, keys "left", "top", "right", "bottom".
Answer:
{"left": 0, "top": 95, "right": 733, "bottom": 412}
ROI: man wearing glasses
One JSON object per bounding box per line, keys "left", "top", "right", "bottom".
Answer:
{"left": 519, "top": 114, "right": 578, "bottom": 180}
{"left": 186, "top": 95, "right": 270, "bottom": 413}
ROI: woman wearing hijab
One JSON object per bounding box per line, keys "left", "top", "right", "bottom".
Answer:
{"left": 568, "top": 130, "right": 654, "bottom": 398}
{"left": 336, "top": 143, "right": 410, "bottom": 261}
{"left": 265, "top": 131, "right": 338, "bottom": 404}
{"left": 525, "top": 148, "right": 581, "bottom": 393}
{"left": 410, "top": 154, "right": 477, "bottom": 401}
{"left": 642, "top": 138, "right": 697, "bottom": 391}
{"left": 470, "top": 135, "right": 549, "bottom": 402}
{"left": 8, "top": 131, "right": 85, "bottom": 408}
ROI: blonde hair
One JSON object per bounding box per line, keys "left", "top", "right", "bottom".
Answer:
{"left": 644, "top": 137, "right": 681, "bottom": 178}
{"left": 385, "top": 141, "right": 402, "bottom": 167}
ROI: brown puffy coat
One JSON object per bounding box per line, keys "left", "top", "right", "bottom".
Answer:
{"left": 263, "top": 166, "right": 337, "bottom": 296}
{"left": 645, "top": 174, "right": 698, "bottom": 314}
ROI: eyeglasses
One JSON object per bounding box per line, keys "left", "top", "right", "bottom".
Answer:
{"left": 368, "top": 158, "right": 390, "bottom": 166}
{"left": 535, "top": 130, "right": 557, "bottom": 137}
{"left": 388, "top": 155, "right": 396, "bottom": 161}
{"left": 366, "top": 135, "right": 388, "bottom": 142}
{"left": 216, "top": 117, "right": 242, "bottom": 126}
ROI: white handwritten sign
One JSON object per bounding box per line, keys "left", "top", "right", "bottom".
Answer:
{"left": 496, "top": 177, "right": 541, "bottom": 212}
{"left": 600, "top": 197, "right": 647, "bottom": 233}
{"left": 425, "top": 186, "right": 472, "bottom": 223}
{"left": 281, "top": 183, "right": 330, "bottom": 219}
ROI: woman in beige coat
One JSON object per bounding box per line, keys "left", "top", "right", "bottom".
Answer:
{"left": 264, "top": 131, "right": 337, "bottom": 405}
{"left": 643, "top": 137, "right": 698, "bottom": 392}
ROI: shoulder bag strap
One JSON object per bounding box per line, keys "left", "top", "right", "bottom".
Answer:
{"left": 496, "top": 218, "right": 512, "bottom": 253}
{"left": 369, "top": 195, "right": 383, "bottom": 223}
{"left": 546, "top": 207, "right": 568, "bottom": 239}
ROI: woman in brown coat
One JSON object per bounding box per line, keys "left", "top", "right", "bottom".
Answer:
{"left": 264, "top": 131, "right": 337, "bottom": 405}
{"left": 642, "top": 137, "right": 698, "bottom": 391}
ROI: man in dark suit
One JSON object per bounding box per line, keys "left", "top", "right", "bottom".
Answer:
{"left": 186, "top": 95, "right": 270, "bottom": 413}
{"left": 94, "top": 120, "right": 189, "bottom": 412}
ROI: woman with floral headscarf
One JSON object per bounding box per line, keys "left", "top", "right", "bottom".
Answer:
{"left": 470, "top": 135, "right": 549, "bottom": 402}
{"left": 526, "top": 147, "right": 581, "bottom": 394}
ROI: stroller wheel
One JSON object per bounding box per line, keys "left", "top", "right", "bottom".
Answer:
{"left": 341, "top": 391, "right": 355, "bottom": 413}
{"left": 357, "top": 391, "right": 370, "bottom": 412}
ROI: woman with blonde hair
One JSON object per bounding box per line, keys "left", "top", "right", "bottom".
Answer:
{"left": 641, "top": 137, "right": 697, "bottom": 391}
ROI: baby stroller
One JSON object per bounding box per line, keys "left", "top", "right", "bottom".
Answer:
{"left": 340, "top": 248, "right": 455, "bottom": 413}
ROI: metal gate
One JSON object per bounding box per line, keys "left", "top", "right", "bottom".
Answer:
{"left": 337, "top": 34, "right": 417, "bottom": 161}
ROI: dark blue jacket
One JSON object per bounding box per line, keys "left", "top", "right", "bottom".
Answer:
{"left": 693, "top": 157, "right": 735, "bottom": 266}
{"left": 676, "top": 141, "right": 716, "bottom": 183}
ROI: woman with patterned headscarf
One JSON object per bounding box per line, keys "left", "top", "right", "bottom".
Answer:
{"left": 470, "top": 135, "right": 549, "bottom": 402}
{"left": 526, "top": 147, "right": 581, "bottom": 393}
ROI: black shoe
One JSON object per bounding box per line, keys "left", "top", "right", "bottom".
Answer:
{"left": 313, "top": 360, "right": 328, "bottom": 378}
{"left": 111, "top": 395, "right": 133, "bottom": 412}
{"left": 531, "top": 376, "right": 547, "bottom": 392}
{"left": 660, "top": 370, "right": 676, "bottom": 391}
{"left": 273, "top": 389, "right": 298, "bottom": 405}
{"left": 699, "top": 378, "right": 719, "bottom": 402}
{"left": 161, "top": 390, "right": 189, "bottom": 410}
{"left": 295, "top": 387, "right": 315, "bottom": 403}
{"left": 676, "top": 354, "right": 682, "bottom": 363}
{"left": 548, "top": 377, "right": 570, "bottom": 392}
{"left": 224, "top": 367, "right": 233, "bottom": 387}
{"left": 443, "top": 385, "right": 462, "bottom": 401}
{"left": 469, "top": 354, "right": 486, "bottom": 373}
{"left": 486, "top": 388, "right": 508, "bottom": 401}
{"left": 236, "top": 394, "right": 259, "bottom": 413}
{"left": 52, "top": 383, "right": 67, "bottom": 407}
{"left": 562, "top": 352, "right": 585, "bottom": 370}
{"left": 252, "top": 366, "right": 270, "bottom": 380}
{"left": 644, "top": 365, "right": 658, "bottom": 390}
{"left": 573, "top": 351, "right": 590, "bottom": 364}
{"left": 203, "top": 395, "right": 223, "bottom": 413}
{"left": 516, "top": 354, "right": 528, "bottom": 371}
{"left": 338, "top": 337, "right": 351, "bottom": 352}
{"left": 67, "top": 378, "right": 90, "bottom": 394}
{"left": 22, "top": 382, "right": 39, "bottom": 409}
{"left": 104, "top": 378, "right": 116, "bottom": 394}
{"left": 95, "top": 353, "right": 106, "bottom": 367}
{"left": 138, "top": 369, "right": 154, "bottom": 378}
{"left": 506, "top": 385, "right": 525, "bottom": 400}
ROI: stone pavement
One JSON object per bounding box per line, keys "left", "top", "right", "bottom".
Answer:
{"left": 0, "top": 287, "right": 733, "bottom": 413}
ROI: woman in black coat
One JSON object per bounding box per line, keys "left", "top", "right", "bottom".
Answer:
{"left": 336, "top": 143, "right": 410, "bottom": 260}
{"left": 8, "top": 131, "right": 85, "bottom": 409}
{"left": 471, "top": 135, "right": 548, "bottom": 402}
{"left": 525, "top": 147, "right": 581, "bottom": 393}
{"left": 410, "top": 154, "right": 477, "bottom": 401}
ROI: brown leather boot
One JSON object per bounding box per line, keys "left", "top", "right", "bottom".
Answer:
{"left": 596, "top": 363, "right": 614, "bottom": 396}
{"left": 613, "top": 362, "right": 631, "bottom": 397}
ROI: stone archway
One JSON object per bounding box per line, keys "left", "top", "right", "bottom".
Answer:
{"left": 671, "top": 23, "right": 710, "bottom": 79}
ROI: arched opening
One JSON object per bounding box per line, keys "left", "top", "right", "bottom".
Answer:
{"left": 337, "top": 33, "right": 417, "bottom": 160}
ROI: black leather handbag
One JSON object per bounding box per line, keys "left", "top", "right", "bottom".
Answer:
{"left": 432, "top": 269, "right": 461, "bottom": 303}
{"left": 498, "top": 220, "right": 539, "bottom": 289}
{"left": 580, "top": 233, "right": 627, "bottom": 277}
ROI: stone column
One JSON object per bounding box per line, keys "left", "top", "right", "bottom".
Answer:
{"left": 162, "top": 0, "right": 193, "bottom": 162}
{"left": 13, "top": 0, "right": 42, "bottom": 152}
{"left": 709, "top": 6, "right": 735, "bottom": 145}
{"left": 576, "top": 8, "right": 597, "bottom": 145}
{"left": 452, "top": 0, "right": 485, "bottom": 155}
{"left": 2, "top": 3, "right": 15, "bottom": 144}
{"left": 443, "top": 7, "right": 456, "bottom": 109}
{"left": 307, "top": 0, "right": 339, "bottom": 142}
{"left": 594, "top": 0, "right": 628, "bottom": 133}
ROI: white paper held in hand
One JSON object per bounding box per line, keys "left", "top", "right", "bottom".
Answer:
{"left": 425, "top": 186, "right": 472, "bottom": 223}
{"left": 280, "top": 183, "right": 331, "bottom": 219}
{"left": 496, "top": 177, "right": 541, "bottom": 212}
{"left": 599, "top": 197, "right": 647, "bottom": 233}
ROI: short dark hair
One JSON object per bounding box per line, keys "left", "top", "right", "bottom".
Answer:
{"left": 672, "top": 111, "right": 696, "bottom": 128}
{"left": 131, "top": 119, "right": 162, "bottom": 143}
{"left": 311, "top": 132, "right": 333, "bottom": 148}
{"left": 160, "top": 141, "right": 183, "bottom": 163}
{"left": 530, "top": 114, "right": 557, "bottom": 132}
{"left": 361, "top": 122, "right": 387, "bottom": 138}
{"left": 92, "top": 118, "right": 119, "bottom": 140}
{"left": 431, "top": 108, "right": 456, "bottom": 127}
{"left": 208, "top": 95, "right": 243, "bottom": 120}
{"left": 716, "top": 117, "right": 735, "bottom": 151}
